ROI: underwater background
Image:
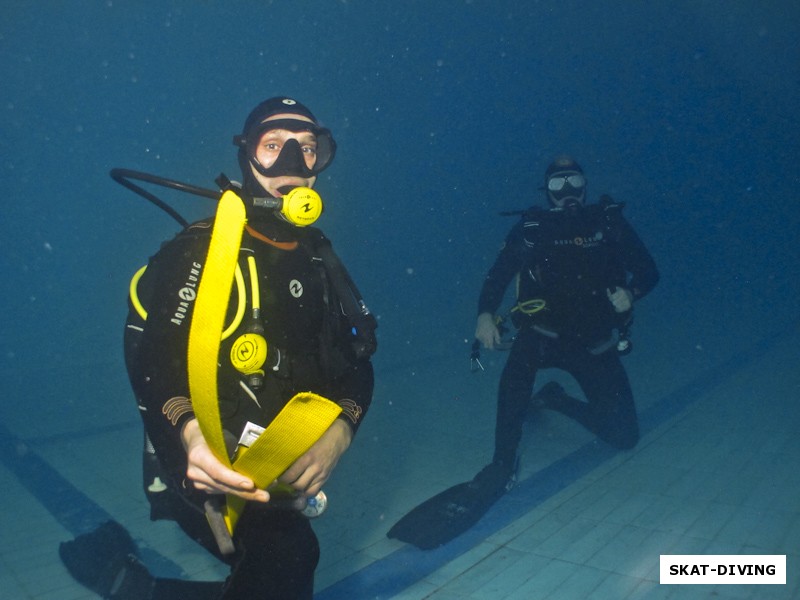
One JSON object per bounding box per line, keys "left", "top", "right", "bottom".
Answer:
{"left": 1, "top": 1, "right": 798, "bottom": 598}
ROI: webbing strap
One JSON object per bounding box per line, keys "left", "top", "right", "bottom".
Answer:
{"left": 187, "top": 190, "right": 341, "bottom": 537}
{"left": 233, "top": 392, "right": 342, "bottom": 485}
{"left": 225, "top": 392, "right": 341, "bottom": 532}
{"left": 188, "top": 190, "right": 245, "bottom": 469}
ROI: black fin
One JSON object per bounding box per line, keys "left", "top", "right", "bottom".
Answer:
{"left": 387, "top": 462, "right": 513, "bottom": 550}
{"left": 59, "top": 520, "right": 154, "bottom": 599}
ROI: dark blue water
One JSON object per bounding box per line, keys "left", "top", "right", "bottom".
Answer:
{"left": 1, "top": 1, "right": 798, "bottom": 596}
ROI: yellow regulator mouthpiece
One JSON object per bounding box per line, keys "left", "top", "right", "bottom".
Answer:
{"left": 230, "top": 332, "right": 268, "bottom": 375}
{"left": 282, "top": 187, "right": 323, "bottom": 227}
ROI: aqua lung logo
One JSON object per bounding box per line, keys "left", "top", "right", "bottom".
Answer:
{"left": 289, "top": 279, "right": 303, "bottom": 298}
{"left": 555, "top": 231, "right": 603, "bottom": 247}
{"left": 171, "top": 262, "right": 202, "bottom": 326}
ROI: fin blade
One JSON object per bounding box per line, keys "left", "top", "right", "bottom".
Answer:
{"left": 387, "top": 480, "right": 504, "bottom": 550}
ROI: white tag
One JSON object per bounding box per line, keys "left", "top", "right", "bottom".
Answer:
{"left": 238, "top": 421, "right": 265, "bottom": 448}
{"left": 660, "top": 555, "right": 786, "bottom": 584}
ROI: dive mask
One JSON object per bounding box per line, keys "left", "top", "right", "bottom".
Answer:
{"left": 547, "top": 172, "right": 586, "bottom": 192}
{"left": 546, "top": 170, "right": 586, "bottom": 209}
{"left": 233, "top": 118, "right": 337, "bottom": 179}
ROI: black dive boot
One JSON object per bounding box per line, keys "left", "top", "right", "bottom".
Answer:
{"left": 59, "top": 520, "right": 155, "bottom": 599}
{"left": 470, "top": 458, "right": 517, "bottom": 496}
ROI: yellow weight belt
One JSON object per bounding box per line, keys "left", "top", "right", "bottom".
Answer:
{"left": 187, "top": 190, "right": 341, "bottom": 540}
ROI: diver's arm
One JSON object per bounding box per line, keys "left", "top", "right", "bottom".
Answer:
{"left": 617, "top": 217, "right": 659, "bottom": 299}
{"left": 277, "top": 349, "right": 368, "bottom": 496}
{"left": 476, "top": 221, "right": 527, "bottom": 347}
{"left": 281, "top": 344, "right": 373, "bottom": 495}
{"left": 308, "top": 229, "right": 376, "bottom": 434}
{"left": 282, "top": 286, "right": 375, "bottom": 495}
{"left": 133, "top": 232, "right": 209, "bottom": 479}
{"left": 477, "top": 251, "right": 518, "bottom": 317}
{"left": 331, "top": 359, "right": 374, "bottom": 433}
{"left": 276, "top": 363, "right": 366, "bottom": 497}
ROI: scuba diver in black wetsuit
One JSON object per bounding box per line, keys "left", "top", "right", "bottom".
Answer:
{"left": 59, "top": 97, "right": 376, "bottom": 599}
{"left": 386, "top": 156, "right": 657, "bottom": 551}
{"left": 474, "top": 155, "right": 659, "bottom": 487}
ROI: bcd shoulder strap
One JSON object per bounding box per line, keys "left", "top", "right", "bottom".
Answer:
{"left": 301, "top": 228, "right": 378, "bottom": 360}
{"left": 598, "top": 195, "right": 627, "bottom": 242}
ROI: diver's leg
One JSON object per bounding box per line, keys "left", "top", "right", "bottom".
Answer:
{"left": 550, "top": 350, "right": 639, "bottom": 449}
{"left": 493, "top": 328, "right": 540, "bottom": 467}
{"left": 592, "top": 352, "right": 639, "bottom": 449}
{"left": 150, "top": 502, "right": 319, "bottom": 599}
{"left": 220, "top": 508, "right": 319, "bottom": 600}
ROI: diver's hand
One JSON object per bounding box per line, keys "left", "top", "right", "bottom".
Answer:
{"left": 181, "top": 419, "right": 269, "bottom": 503}
{"left": 475, "top": 312, "right": 501, "bottom": 350}
{"left": 607, "top": 286, "right": 634, "bottom": 313}
{"left": 278, "top": 418, "right": 353, "bottom": 498}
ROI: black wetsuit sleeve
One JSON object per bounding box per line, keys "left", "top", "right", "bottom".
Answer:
{"left": 615, "top": 216, "right": 659, "bottom": 300}
{"left": 328, "top": 360, "right": 374, "bottom": 436}
{"left": 315, "top": 234, "right": 375, "bottom": 436}
{"left": 477, "top": 220, "right": 528, "bottom": 315}
{"left": 127, "top": 228, "right": 210, "bottom": 479}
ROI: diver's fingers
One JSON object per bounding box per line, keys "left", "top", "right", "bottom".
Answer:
{"left": 184, "top": 436, "right": 269, "bottom": 501}
{"left": 480, "top": 326, "right": 500, "bottom": 350}
{"left": 475, "top": 313, "right": 499, "bottom": 350}
{"left": 279, "top": 462, "right": 327, "bottom": 498}
{"left": 279, "top": 423, "right": 348, "bottom": 496}
{"left": 493, "top": 327, "right": 502, "bottom": 347}
{"left": 187, "top": 460, "right": 269, "bottom": 502}
{"left": 607, "top": 286, "right": 633, "bottom": 312}
{"left": 190, "top": 470, "right": 270, "bottom": 502}
{"left": 476, "top": 327, "right": 498, "bottom": 350}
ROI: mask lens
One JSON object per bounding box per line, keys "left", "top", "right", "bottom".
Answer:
{"left": 246, "top": 119, "right": 336, "bottom": 177}
{"left": 312, "top": 131, "right": 335, "bottom": 173}
{"left": 547, "top": 173, "right": 585, "bottom": 192}
{"left": 566, "top": 174, "right": 585, "bottom": 188}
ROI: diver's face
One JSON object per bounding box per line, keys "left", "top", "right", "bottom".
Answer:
{"left": 251, "top": 114, "right": 318, "bottom": 197}
{"left": 546, "top": 171, "right": 586, "bottom": 209}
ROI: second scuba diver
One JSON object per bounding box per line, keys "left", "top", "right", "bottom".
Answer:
{"left": 475, "top": 155, "right": 659, "bottom": 486}
{"left": 388, "top": 155, "right": 658, "bottom": 550}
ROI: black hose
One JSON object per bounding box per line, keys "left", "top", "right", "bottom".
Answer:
{"left": 110, "top": 168, "right": 221, "bottom": 228}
